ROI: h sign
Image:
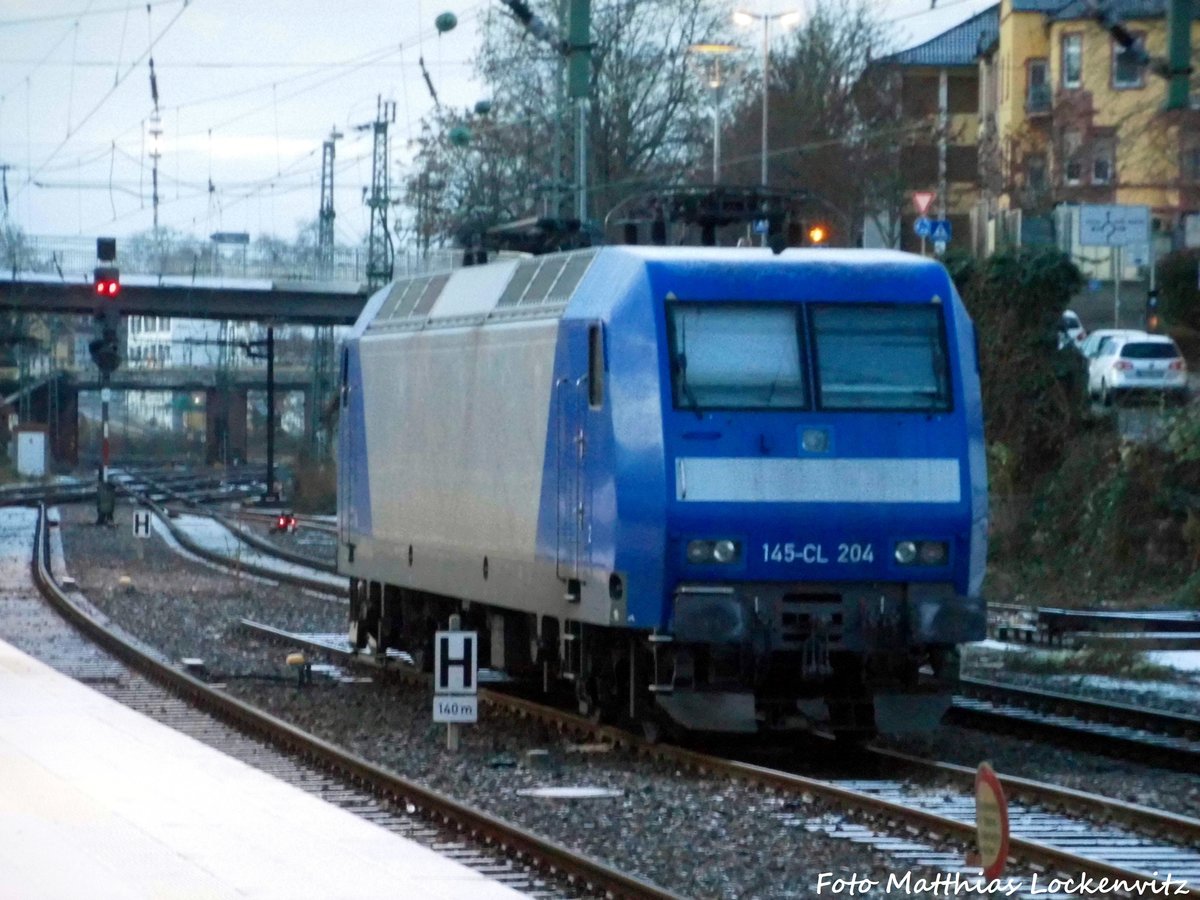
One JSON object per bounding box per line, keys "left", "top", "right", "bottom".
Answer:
{"left": 132, "top": 510, "right": 152, "bottom": 539}
{"left": 434, "top": 630, "right": 478, "bottom": 695}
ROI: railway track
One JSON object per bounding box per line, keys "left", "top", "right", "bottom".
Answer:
{"left": 24, "top": 504, "right": 679, "bottom": 900}
{"left": 47, "top": 491, "right": 1200, "bottom": 894}
{"left": 238, "top": 619, "right": 1200, "bottom": 898}
{"left": 162, "top": 505, "right": 1200, "bottom": 774}
{"left": 0, "top": 466, "right": 265, "bottom": 511}
{"left": 988, "top": 600, "right": 1200, "bottom": 648}
{"left": 951, "top": 676, "right": 1200, "bottom": 769}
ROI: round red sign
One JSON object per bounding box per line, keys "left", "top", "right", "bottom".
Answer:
{"left": 975, "top": 761, "right": 1010, "bottom": 881}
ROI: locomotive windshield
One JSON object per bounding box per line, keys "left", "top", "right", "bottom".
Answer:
{"left": 668, "top": 304, "right": 807, "bottom": 410}
{"left": 810, "top": 304, "right": 951, "bottom": 411}
{"left": 667, "top": 301, "right": 951, "bottom": 413}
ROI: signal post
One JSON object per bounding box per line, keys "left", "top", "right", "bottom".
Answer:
{"left": 90, "top": 238, "right": 121, "bottom": 525}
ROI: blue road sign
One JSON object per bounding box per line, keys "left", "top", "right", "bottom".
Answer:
{"left": 914, "top": 217, "right": 932, "bottom": 238}
{"left": 752, "top": 219, "right": 769, "bottom": 235}
{"left": 930, "top": 220, "right": 952, "bottom": 242}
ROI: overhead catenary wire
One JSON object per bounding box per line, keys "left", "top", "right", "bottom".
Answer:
{"left": 0, "top": 18, "right": 77, "bottom": 100}
{"left": 4, "top": 3, "right": 486, "bottom": 193}
{"left": 0, "top": 56, "right": 476, "bottom": 69}
{"left": 13, "top": 40, "right": 410, "bottom": 181}
{"left": 9, "top": 0, "right": 192, "bottom": 205}
{"left": 0, "top": 0, "right": 183, "bottom": 29}
{"left": 83, "top": 140, "right": 371, "bottom": 232}
{"left": 13, "top": 0, "right": 486, "bottom": 237}
{"left": 114, "top": 2, "right": 131, "bottom": 86}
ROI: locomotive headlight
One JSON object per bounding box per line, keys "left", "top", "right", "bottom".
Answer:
{"left": 918, "top": 541, "right": 948, "bottom": 565}
{"left": 686, "top": 539, "right": 740, "bottom": 564}
{"left": 712, "top": 539, "right": 740, "bottom": 564}
{"left": 894, "top": 540, "right": 949, "bottom": 566}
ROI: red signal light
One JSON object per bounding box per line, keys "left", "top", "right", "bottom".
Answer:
{"left": 93, "top": 266, "right": 120, "bottom": 299}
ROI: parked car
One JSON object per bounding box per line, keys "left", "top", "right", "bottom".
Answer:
{"left": 1087, "top": 333, "right": 1188, "bottom": 405}
{"left": 1079, "top": 328, "right": 1146, "bottom": 360}
{"left": 1058, "top": 309, "right": 1086, "bottom": 351}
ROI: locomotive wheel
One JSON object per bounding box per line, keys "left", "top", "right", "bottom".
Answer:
{"left": 928, "top": 645, "right": 961, "bottom": 687}
{"left": 641, "top": 716, "right": 661, "bottom": 744}
{"left": 349, "top": 619, "right": 368, "bottom": 651}
{"left": 579, "top": 642, "right": 638, "bottom": 725}
{"left": 575, "top": 676, "right": 605, "bottom": 723}
{"left": 407, "top": 631, "right": 436, "bottom": 674}
{"left": 638, "top": 707, "right": 679, "bottom": 745}
{"left": 348, "top": 585, "right": 371, "bottom": 651}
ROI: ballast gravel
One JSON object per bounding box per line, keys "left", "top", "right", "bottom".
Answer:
{"left": 52, "top": 501, "right": 1200, "bottom": 896}
{"left": 56, "top": 502, "right": 920, "bottom": 900}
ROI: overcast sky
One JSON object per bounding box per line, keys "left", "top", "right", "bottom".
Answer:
{"left": 0, "top": 0, "right": 995, "bottom": 245}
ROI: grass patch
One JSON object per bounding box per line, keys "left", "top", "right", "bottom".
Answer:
{"left": 998, "top": 644, "right": 1179, "bottom": 682}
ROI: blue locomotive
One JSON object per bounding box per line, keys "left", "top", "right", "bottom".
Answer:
{"left": 337, "top": 246, "right": 987, "bottom": 737}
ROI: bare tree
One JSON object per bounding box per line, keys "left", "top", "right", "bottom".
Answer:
{"left": 721, "top": 0, "right": 902, "bottom": 242}
{"left": 403, "top": 0, "right": 731, "bottom": 244}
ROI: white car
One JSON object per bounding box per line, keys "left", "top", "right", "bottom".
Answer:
{"left": 1088, "top": 333, "right": 1189, "bottom": 405}
{"left": 1058, "top": 309, "right": 1086, "bottom": 351}
{"left": 1079, "top": 328, "right": 1145, "bottom": 360}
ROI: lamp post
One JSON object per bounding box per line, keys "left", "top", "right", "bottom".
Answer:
{"left": 689, "top": 43, "right": 738, "bottom": 183}
{"left": 733, "top": 8, "right": 802, "bottom": 190}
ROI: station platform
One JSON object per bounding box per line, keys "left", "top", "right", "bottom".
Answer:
{"left": 0, "top": 637, "right": 527, "bottom": 899}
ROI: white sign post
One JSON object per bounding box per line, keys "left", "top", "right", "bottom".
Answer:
{"left": 1078, "top": 205, "right": 1151, "bottom": 328}
{"left": 434, "top": 616, "right": 478, "bottom": 750}
{"left": 132, "top": 510, "right": 151, "bottom": 560}
{"left": 132, "top": 510, "right": 152, "bottom": 538}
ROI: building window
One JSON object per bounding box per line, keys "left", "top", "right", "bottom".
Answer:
{"left": 900, "top": 145, "right": 938, "bottom": 183}
{"left": 948, "top": 77, "right": 976, "bottom": 114}
{"left": 1092, "top": 140, "right": 1115, "bottom": 185}
{"left": 1112, "top": 36, "right": 1145, "bottom": 89}
{"left": 1027, "top": 59, "right": 1050, "bottom": 112}
{"left": 1062, "top": 34, "right": 1082, "bottom": 89}
{"left": 1063, "top": 130, "right": 1083, "bottom": 185}
{"left": 1027, "top": 155, "right": 1047, "bottom": 191}
{"left": 1181, "top": 143, "right": 1200, "bottom": 183}
{"left": 947, "top": 145, "right": 978, "bottom": 182}
{"left": 901, "top": 74, "right": 938, "bottom": 118}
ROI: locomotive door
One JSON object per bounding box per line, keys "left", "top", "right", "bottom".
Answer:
{"left": 555, "top": 324, "right": 596, "bottom": 587}
{"left": 337, "top": 347, "right": 352, "bottom": 544}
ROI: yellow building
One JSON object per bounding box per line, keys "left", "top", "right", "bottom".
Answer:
{"left": 978, "top": 0, "right": 1200, "bottom": 256}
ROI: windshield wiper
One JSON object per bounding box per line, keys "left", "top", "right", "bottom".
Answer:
{"left": 676, "top": 352, "right": 704, "bottom": 420}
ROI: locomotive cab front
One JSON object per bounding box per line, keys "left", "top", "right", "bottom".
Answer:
{"left": 621, "top": 253, "right": 987, "bottom": 737}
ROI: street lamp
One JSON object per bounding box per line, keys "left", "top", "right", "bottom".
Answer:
{"left": 733, "top": 8, "right": 802, "bottom": 190}
{"left": 689, "top": 43, "right": 738, "bottom": 184}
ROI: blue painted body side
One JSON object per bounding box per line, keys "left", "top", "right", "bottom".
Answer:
{"left": 534, "top": 253, "right": 664, "bottom": 607}
{"left": 535, "top": 248, "right": 986, "bottom": 634}
{"left": 338, "top": 342, "right": 372, "bottom": 536}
